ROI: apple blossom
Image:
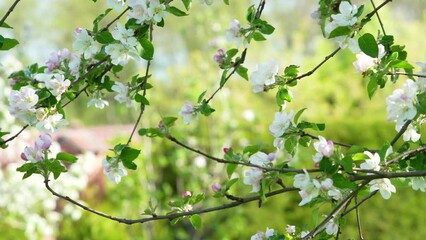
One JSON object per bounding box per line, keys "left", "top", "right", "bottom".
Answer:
{"left": 35, "top": 133, "right": 52, "bottom": 150}
{"left": 127, "top": 0, "right": 150, "bottom": 24}
{"left": 327, "top": 187, "right": 343, "bottom": 201}
{"left": 72, "top": 28, "right": 98, "bottom": 59}
{"left": 183, "top": 191, "right": 192, "bottom": 197}
{"left": 111, "top": 82, "right": 136, "bottom": 109}
{"left": 331, "top": 1, "right": 358, "bottom": 27}
{"left": 325, "top": 220, "right": 339, "bottom": 235}
{"left": 386, "top": 79, "right": 418, "bottom": 124}
{"left": 249, "top": 60, "right": 279, "bottom": 93}
{"left": 410, "top": 177, "right": 426, "bottom": 192}
{"left": 293, "top": 169, "right": 311, "bottom": 190}
{"left": 43, "top": 74, "right": 71, "bottom": 98}
{"left": 243, "top": 167, "right": 263, "bottom": 193}
{"left": 21, "top": 146, "right": 43, "bottom": 163}
{"left": 396, "top": 122, "right": 420, "bottom": 142}
{"left": 45, "top": 48, "right": 71, "bottom": 72}
{"left": 353, "top": 44, "right": 386, "bottom": 73}
{"left": 248, "top": 151, "right": 271, "bottom": 166}
{"left": 111, "top": 23, "right": 138, "bottom": 47}
{"left": 102, "top": 157, "right": 128, "bottom": 184}
{"left": 179, "top": 102, "right": 198, "bottom": 125}
{"left": 286, "top": 225, "right": 296, "bottom": 235}
{"left": 369, "top": 178, "right": 396, "bottom": 199}
{"left": 107, "top": 0, "right": 125, "bottom": 12}
{"left": 360, "top": 151, "right": 381, "bottom": 171}
{"left": 312, "top": 136, "right": 334, "bottom": 163}
{"left": 226, "top": 19, "right": 244, "bottom": 48}
{"left": 298, "top": 183, "right": 320, "bottom": 206}
{"left": 334, "top": 36, "right": 360, "bottom": 53}
{"left": 147, "top": 0, "right": 167, "bottom": 23}
{"left": 87, "top": 92, "right": 109, "bottom": 109}
{"left": 213, "top": 48, "right": 226, "bottom": 65}
{"left": 35, "top": 112, "right": 68, "bottom": 133}
{"left": 211, "top": 183, "right": 222, "bottom": 192}
{"left": 182, "top": 204, "right": 193, "bottom": 212}
{"left": 8, "top": 86, "right": 38, "bottom": 111}
{"left": 269, "top": 109, "right": 294, "bottom": 138}
{"left": 105, "top": 43, "right": 140, "bottom": 66}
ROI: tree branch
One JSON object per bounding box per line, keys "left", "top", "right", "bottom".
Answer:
{"left": 0, "top": 0, "right": 21, "bottom": 27}
{"left": 390, "top": 120, "right": 412, "bottom": 146}
{"left": 45, "top": 179, "right": 297, "bottom": 225}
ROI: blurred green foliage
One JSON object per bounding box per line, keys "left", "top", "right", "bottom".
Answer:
{"left": 2, "top": 0, "right": 426, "bottom": 239}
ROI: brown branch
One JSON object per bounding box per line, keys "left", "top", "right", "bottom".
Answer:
{"left": 99, "top": 7, "right": 130, "bottom": 32}
{"left": 0, "top": 125, "right": 28, "bottom": 145}
{"left": 385, "top": 145, "right": 426, "bottom": 165}
{"left": 341, "top": 190, "right": 377, "bottom": 217}
{"left": 166, "top": 134, "right": 322, "bottom": 174}
{"left": 45, "top": 179, "right": 297, "bottom": 225}
{"left": 386, "top": 72, "right": 426, "bottom": 78}
{"left": 350, "top": 170, "right": 426, "bottom": 181}
{"left": 390, "top": 120, "right": 412, "bottom": 146}
{"left": 354, "top": 195, "right": 364, "bottom": 240}
{"left": 370, "top": 0, "right": 386, "bottom": 35}
{"left": 304, "top": 180, "right": 370, "bottom": 239}
{"left": 0, "top": 0, "right": 21, "bottom": 27}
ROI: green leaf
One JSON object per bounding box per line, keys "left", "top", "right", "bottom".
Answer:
{"left": 328, "top": 26, "right": 352, "bottom": 39}
{"left": 294, "top": 108, "right": 307, "bottom": 124}
{"left": 48, "top": 160, "right": 67, "bottom": 179}
{"left": 226, "top": 49, "right": 238, "bottom": 58}
{"left": 390, "top": 60, "right": 414, "bottom": 70}
{"left": 0, "top": 38, "right": 19, "bottom": 51}
{"left": 243, "top": 145, "right": 263, "bottom": 155}
{"left": 0, "top": 22, "right": 13, "bottom": 29}
{"left": 121, "top": 147, "right": 141, "bottom": 162}
{"left": 135, "top": 93, "right": 150, "bottom": 105}
{"left": 225, "top": 178, "right": 239, "bottom": 189}
{"left": 319, "top": 157, "right": 338, "bottom": 174}
{"left": 220, "top": 69, "right": 228, "bottom": 87}
{"left": 17, "top": 163, "right": 36, "bottom": 172}
{"left": 346, "top": 145, "right": 365, "bottom": 154}
{"left": 93, "top": 9, "right": 112, "bottom": 33}
{"left": 298, "top": 136, "right": 311, "bottom": 147}
{"left": 166, "top": 6, "right": 188, "bottom": 17}
{"left": 95, "top": 31, "right": 114, "bottom": 44}
{"left": 340, "top": 156, "right": 353, "bottom": 173}
{"left": 223, "top": 0, "right": 229, "bottom": 5}
{"left": 252, "top": 32, "right": 266, "bottom": 41}
{"left": 355, "top": 5, "right": 365, "bottom": 17}
{"left": 140, "top": 38, "right": 154, "bottom": 60}
{"left": 162, "top": 117, "right": 178, "bottom": 127}
{"left": 332, "top": 174, "right": 357, "bottom": 189}
{"left": 181, "top": 0, "right": 192, "bottom": 10}
{"left": 358, "top": 33, "right": 378, "bottom": 58}
{"left": 138, "top": 128, "right": 165, "bottom": 138}
{"left": 246, "top": 5, "right": 256, "bottom": 23}
{"left": 197, "top": 90, "right": 207, "bottom": 103}
{"left": 226, "top": 164, "right": 237, "bottom": 178}
{"left": 199, "top": 101, "right": 215, "bottom": 116}
{"left": 259, "top": 23, "right": 275, "bottom": 35}
{"left": 56, "top": 152, "right": 78, "bottom": 163}
{"left": 236, "top": 65, "right": 248, "bottom": 80}
{"left": 367, "top": 77, "right": 378, "bottom": 99}
{"left": 381, "top": 35, "right": 394, "bottom": 46}
{"left": 276, "top": 87, "right": 292, "bottom": 106}
{"left": 352, "top": 152, "right": 368, "bottom": 161}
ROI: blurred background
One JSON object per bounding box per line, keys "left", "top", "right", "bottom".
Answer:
{"left": 1, "top": 0, "right": 426, "bottom": 239}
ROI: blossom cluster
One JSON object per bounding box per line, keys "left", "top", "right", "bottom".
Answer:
{"left": 102, "top": 156, "right": 128, "bottom": 184}
{"left": 20, "top": 133, "right": 52, "bottom": 163}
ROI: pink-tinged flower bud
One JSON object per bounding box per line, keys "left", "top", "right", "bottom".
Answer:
{"left": 158, "top": 120, "right": 164, "bottom": 129}
{"left": 223, "top": 147, "right": 230, "bottom": 153}
{"left": 211, "top": 183, "right": 222, "bottom": 192}
{"left": 267, "top": 152, "right": 276, "bottom": 161}
{"left": 213, "top": 48, "right": 226, "bottom": 64}
{"left": 74, "top": 27, "right": 83, "bottom": 34}
{"left": 183, "top": 191, "right": 192, "bottom": 197}
{"left": 314, "top": 162, "right": 320, "bottom": 168}
{"left": 35, "top": 133, "right": 52, "bottom": 150}
{"left": 9, "top": 78, "right": 18, "bottom": 86}
{"left": 20, "top": 152, "right": 27, "bottom": 161}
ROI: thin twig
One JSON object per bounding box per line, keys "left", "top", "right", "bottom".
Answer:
{"left": 370, "top": 0, "right": 386, "bottom": 35}
{"left": 385, "top": 145, "right": 426, "bottom": 165}
{"left": 390, "top": 120, "right": 412, "bottom": 146}
{"left": 304, "top": 180, "right": 370, "bottom": 239}
{"left": 0, "top": 0, "right": 21, "bottom": 27}
{"left": 341, "top": 191, "right": 377, "bottom": 217}
{"left": 0, "top": 125, "right": 28, "bottom": 145}
{"left": 167, "top": 134, "right": 322, "bottom": 173}
{"left": 355, "top": 195, "right": 364, "bottom": 240}
{"left": 350, "top": 169, "right": 426, "bottom": 181}
{"left": 99, "top": 7, "right": 130, "bottom": 32}
{"left": 45, "top": 179, "right": 297, "bottom": 225}
{"left": 386, "top": 72, "right": 426, "bottom": 78}
{"left": 126, "top": 25, "right": 153, "bottom": 145}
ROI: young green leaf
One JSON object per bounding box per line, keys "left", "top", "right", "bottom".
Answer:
{"left": 56, "top": 152, "right": 78, "bottom": 163}
{"left": 358, "top": 33, "right": 378, "bottom": 58}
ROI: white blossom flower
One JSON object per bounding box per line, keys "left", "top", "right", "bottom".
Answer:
{"left": 211, "top": 182, "right": 222, "bottom": 192}
{"left": 273, "top": 137, "right": 284, "bottom": 151}
{"left": 111, "top": 23, "right": 138, "bottom": 47}
{"left": 127, "top": 0, "right": 150, "bottom": 24}
{"left": 102, "top": 158, "right": 128, "bottom": 184}
{"left": 35, "top": 133, "right": 52, "bottom": 150}
{"left": 107, "top": 0, "right": 125, "bottom": 12}
{"left": 87, "top": 97, "right": 109, "bottom": 109}
{"left": 269, "top": 110, "right": 294, "bottom": 138}
{"left": 325, "top": 220, "right": 339, "bottom": 235}
{"left": 386, "top": 79, "right": 418, "bottom": 124}
{"left": 298, "top": 183, "right": 320, "bottom": 206}
{"left": 179, "top": 102, "right": 197, "bottom": 125}
{"left": 313, "top": 136, "right": 334, "bottom": 163}
{"left": 265, "top": 228, "right": 275, "bottom": 238}
{"left": 226, "top": 19, "right": 244, "bottom": 48}
{"left": 43, "top": 74, "right": 71, "bottom": 98}
{"left": 396, "top": 122, "right": 421, "bottom": 142}
{"left": 35, "top": 112, "right": 68, "bottom": 133}
{"left": 331, "top": 1, "right": 358, "bottom": 26}
{"left": 293, "top": 169, "right": 311, "bottom": 189}
{"left": 360, "top": 151, "right": 381, "bottom": 171}
{"left": 334, "top": 36, "right": 360, "bottom": 53}
{"left": 353, "top": 44, "right": 386, "bottom": 73}
{"left": 301, "top": 231, "right": 310, "bottom": 238}
{"left": 111, "top": 82, "right": 136, "bottom": 108}
{"left": 105, "top": 43, "right": 140, "bottom": 66}
{"left": 410, "top": 177, "right": 426, "bottom": 192}
{"left": 243, "top": 167, "right": 263, "bottom": 193}
{"left": 249, "top": 60, "right": 279, "bottom": 93}
{"left": 45, "top": 48, "right": 71, "bottom": 72}
{"left": 69, "top": 55, "right": 81, "bottom": 78}
{"left": 286, "top": 225, "right": 296, "bottom": 235}
{"left": 250, "top": 231, "right": 265, "bottom": 240}
{"left": 72, "top": 29, "right": 98, "bottom": 59}
{"left": 147, "top": 0, "right": 167, "bottom": 23}
{"left": 328, "top": 187, "right": 343, "bottom": 201}
{"left": 21, "top": 146, "right": 43, "bottom": 163}
{"left": 369, "top": 178, "right": 396, "bottom": 199}
{"left": 249, "top": 151, "right": 271, "bottom": 166}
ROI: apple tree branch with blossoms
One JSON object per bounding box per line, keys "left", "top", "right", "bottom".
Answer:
{"left": 1, "top": 0, "right": 426, "bottom": 239}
